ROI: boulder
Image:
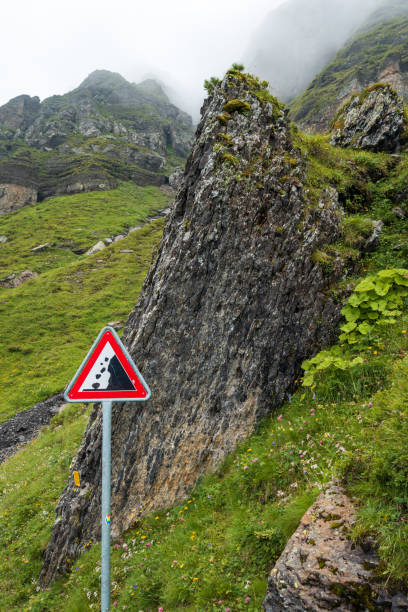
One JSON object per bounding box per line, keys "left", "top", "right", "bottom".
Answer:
{"left": 0, "top": 269, "right": 38, "bottom": 288}
{"left": 85, "top": 240, "right": 106, "bottom": 256}
{"left": 331, "top": 84, "right": 405, "bottom": 152}
{"left": 263, "top": 480, "right": 408, "bottom": 611}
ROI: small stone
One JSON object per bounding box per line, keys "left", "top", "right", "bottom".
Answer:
{"left": 85, "top": 241, "right": 106, "bottom": 256}
{"left": 31, "top": 242, "right": 53, "bottom": 252}
{"left": 0, "top": 235, "right": 7, "bottom": 243}
{"left": 113, "top": 235, "right": 125, "bottom": 242}
{"left": 119, "top": 249, "right": 134, "bottom": 253}
{"left": 364, "top": 220, "right": 383, "bottom": 252}
{"left": 392, "top": 207, "right": 406, "bottom": 220}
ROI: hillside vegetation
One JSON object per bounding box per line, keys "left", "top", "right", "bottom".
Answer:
{"left": 290, "top": 8, "right": 408, "bottom": 130}
{"left": 0, "top": 182, "right": 170, "bottom": 421}
{"left": 1, "top": 128, "right": 408, "bottom": 610}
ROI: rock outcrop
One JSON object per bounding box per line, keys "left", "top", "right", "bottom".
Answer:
{"left": 263, "top": 481, "right": 408, "bottom": 611}
{"left": 331, "top": 84, "right": 405, "bottom": 152}
{"left": 41, "top": 70, "right": 368, "bottom": 584}
{"left": 0, "top": 70, "right": 194, "bottom": 205}
{"left": 0, "top": 269, "right": 38, "bottom": 288}
{"left": 0, "top": 183, "right": 37, "bottom": 215}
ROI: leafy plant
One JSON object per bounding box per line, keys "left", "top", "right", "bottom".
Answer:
{"left": 204, "top": 77, "right": 221, "bottom": 95}
{"left": 340, "top": 269, "right": 408, "bottom": 345}
{"left": 302, "top": 269, "right": 408, "bottom": 387}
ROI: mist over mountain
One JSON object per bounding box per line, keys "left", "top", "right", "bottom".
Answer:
{"left": 290, "top": 0, "right": 408, "bottom": 130}
{"left": 245, "top": 0, "right": 384, "bottom": 102}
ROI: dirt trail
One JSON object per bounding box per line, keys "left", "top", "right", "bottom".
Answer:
{"left": 0, "top": 392, "right": 66, "bottom": 463}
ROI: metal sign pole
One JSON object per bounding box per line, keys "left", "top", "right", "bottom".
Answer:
{"left": 101, "top": 401, "right": 112, "bottom": 612}
{"left": 64, "top": 326, "right": 151, "bottom": 612}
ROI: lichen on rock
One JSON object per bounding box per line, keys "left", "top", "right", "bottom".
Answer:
{"left": 263, "top": 480, "right": 408, "bottom": 611}
{"left": 330, "top": 84, "right": 405, "bottom": 152}
{"left": 41, "top": 71, "right": 370, "bottom": 585}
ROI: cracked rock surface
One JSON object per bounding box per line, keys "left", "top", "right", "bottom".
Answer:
{"left": 331, "top": 84, "right": 405, "bottom": 153}
{"left": 263, "top": 480, "right": 408, "bottom": 611}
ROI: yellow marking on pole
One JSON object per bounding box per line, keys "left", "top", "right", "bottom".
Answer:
{"left": 73, "top": 471, "right": 81, "bottom": 487}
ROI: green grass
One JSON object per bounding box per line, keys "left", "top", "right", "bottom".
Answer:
{"left": 0, "top": 402, "right": 91, "bottom": 611}
{"left": 0, "top": 219, "right": 164, "bottom": 422}
{"left": 0, "top": 182, "right": 170, "bottom": 277}
{"left": 0, "top": 180, "right": 169, "bottom": 421}
{"left": 2, "top": 307, "right": 407, "bottom": 611}
{"left": 1, "top": 135, "right": 408, "bottom": 610}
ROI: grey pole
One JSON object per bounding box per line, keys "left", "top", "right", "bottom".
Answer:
{"left": 101, "top": 401, "right": 112, "bottom": 612}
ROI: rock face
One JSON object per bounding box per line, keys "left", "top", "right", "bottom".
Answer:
{"left": 41, "top": 70, "right": 366, "bottom": 584}
{"left": 263, "top": 481, "right": 408, "bottom": 611}
{"left": 0, "top": 70, "right": 194, "bottom": 204}
{"left": 0, "top": 183, "right": 37, "bottom": 214}
{"left": 331, "top": 85, "right": 405, "bottom": 152}
{"left": 0, "top": 269, "right": 38, "bottom": 288}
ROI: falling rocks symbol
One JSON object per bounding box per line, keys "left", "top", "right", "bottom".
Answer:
{"left": 84, "top": 354, "right": 134, "bottom": 391}
{"left": 65, "top": 327, "right": 150, "bottom": 401}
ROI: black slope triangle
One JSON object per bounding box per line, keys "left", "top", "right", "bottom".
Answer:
{"left": 106, "top": 355, "right": 135, "bottom": 390}
{"left": 84, "top": 355, "right": 135, "bottom": 391}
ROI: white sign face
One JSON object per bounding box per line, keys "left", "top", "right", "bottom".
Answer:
{"left": 79, "top": 342, "right": 116, "bottom": 392}
{"left": 65, "top": 327, "right": 151, "bottom": 402}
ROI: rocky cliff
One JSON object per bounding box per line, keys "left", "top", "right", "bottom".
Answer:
{"left": 290, "top": 1, "right": 408, "bottom": 132}
{"left": 0, "top": 70, "right": 193, "bottom": 210}
{"left": 41, "top": 69, "right": 371, "bottom": 584}
{"left": 331, "top": 83, "right": 406, "bottom": 152}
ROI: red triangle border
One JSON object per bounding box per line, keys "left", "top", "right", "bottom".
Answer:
{"left": 65, "top": 327, "right": 150, "bottom": 402}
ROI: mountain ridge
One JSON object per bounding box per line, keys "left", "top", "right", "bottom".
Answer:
{"left": 0, "top": 70, "right": 193, "bottom": 211}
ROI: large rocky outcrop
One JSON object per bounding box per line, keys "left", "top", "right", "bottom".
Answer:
{"left": 331, "top": 84, "right": 405, "bottom": 152}
{"left": 263, "top": 481, "right": 408, "bottom": 611}
{"left": 41, "top": 70, "right": 367, "bottom": 584}
{"left": 0, "top": 70, "right": 194, "bottom": 205}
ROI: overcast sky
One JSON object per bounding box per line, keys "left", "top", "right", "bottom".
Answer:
{"left": 0, "top": 0, "right": 284, "bottom": 120}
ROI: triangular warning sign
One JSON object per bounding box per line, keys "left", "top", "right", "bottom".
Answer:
{"left": 65, "top": 327, "right": 151, "bottom": 402}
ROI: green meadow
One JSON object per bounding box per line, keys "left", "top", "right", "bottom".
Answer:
{"left": 0, "top": 138, "right": 408, "bottom": 610}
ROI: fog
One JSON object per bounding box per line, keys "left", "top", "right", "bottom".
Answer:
{"left": 0, "top": 0, "right": 282, "bottom": 121}
{"left": 0, "top": 0, "right": 392, "bottom": 121}
{"left": 245, "top": 0, "right": 385, "bottom": 102}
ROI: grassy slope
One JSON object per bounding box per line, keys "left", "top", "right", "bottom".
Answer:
{"left": 289, "top": 16, "right": 408, "bottom": 126}
{"left": 1, "top": 139, "right": 408, "bottom": 610}
{"left": 0, "top": 182, "right": 169, "bottom": 277}
{"left": 0, "top": 182, "right": 169, "bottom": 421}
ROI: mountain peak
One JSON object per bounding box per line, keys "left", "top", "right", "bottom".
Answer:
{"left": 78, "top": 69, "right": 130, "bottom": 91}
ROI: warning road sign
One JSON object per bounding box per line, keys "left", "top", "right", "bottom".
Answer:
{"left": 64, "top": 326, "right": 151, "bottom": 402}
